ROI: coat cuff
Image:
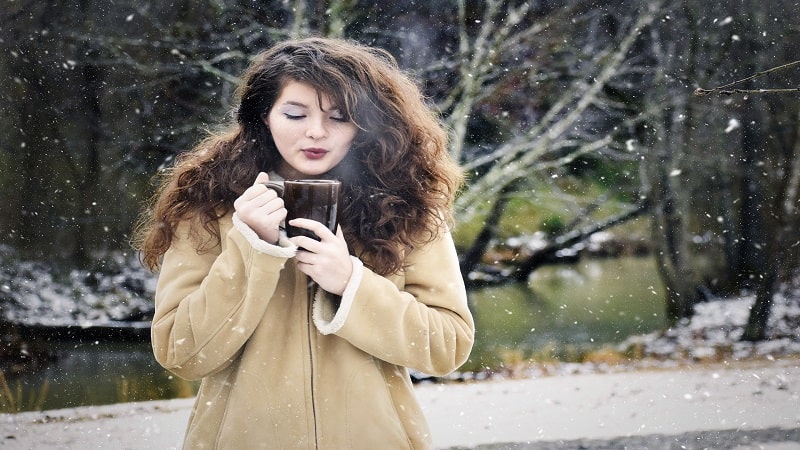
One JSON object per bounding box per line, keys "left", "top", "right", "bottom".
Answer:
{"left": 232, "top": 213, "right": 297, "bottom": 259}
{"left": 313, "top": 256, "right": 364, "bottom": 335}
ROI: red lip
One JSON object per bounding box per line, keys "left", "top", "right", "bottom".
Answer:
{"left": 302, "top": 148, "right": 328, "bottom": 160}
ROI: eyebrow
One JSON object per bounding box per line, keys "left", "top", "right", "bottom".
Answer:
{"left": 281, "top": 100, "right": 309, "bottom": 108}
{"left": 280, "top": 100, "right": 342, "bottom": 114}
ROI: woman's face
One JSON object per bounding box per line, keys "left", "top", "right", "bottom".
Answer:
{"left": 263, "top": 80, "right": 357, "bottom": 180}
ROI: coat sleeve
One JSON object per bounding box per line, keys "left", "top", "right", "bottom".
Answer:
{"left": 151, "top": 215, "right": 296, "bottom": 380}
{"left": 313, "top": 229, "right": 475, "bottom": 376}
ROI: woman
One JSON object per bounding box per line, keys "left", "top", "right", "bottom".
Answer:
{"left": 134, "top": 37, "right": 474, "bottom": 449}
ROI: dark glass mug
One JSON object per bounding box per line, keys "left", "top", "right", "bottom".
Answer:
{"left": 281, "top": 179, "right": 341, "bottom": 241}
{"left": 262, "top": 179, "right": 341, "bottom": 298}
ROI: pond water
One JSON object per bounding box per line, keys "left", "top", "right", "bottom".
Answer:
{"left": 4, "top": 341, "right": 196, "bottom": 413}
{"left": 462, "top": 256, "right": 665, "bottom": 372}
{"left": 4, "top": 256, "right": 664, "bottom": 413}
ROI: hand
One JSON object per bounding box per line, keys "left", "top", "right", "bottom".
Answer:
{"left": 233, "top": 172, "right": 286, "bottom": 244}
{"left": 289, "top": 219, "right": 352, "bottom": 296}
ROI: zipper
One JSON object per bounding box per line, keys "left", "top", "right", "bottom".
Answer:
{"left": 306, "top": 279, "right": 319, "bottom": 448}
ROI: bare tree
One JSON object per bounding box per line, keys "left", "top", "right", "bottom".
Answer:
{"left": 640, "top": 0, "right": 800, "bottom": 327}
{"left": 444, "top": 1, "right": 661, "bottom": 279}
{"left": 636, "top": 0, "right": 703, "bottom": 322}
{"left": 696, "top": 58, "right": 800, "bottom": 339}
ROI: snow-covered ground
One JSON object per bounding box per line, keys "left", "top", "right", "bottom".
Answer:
{"left": 0, "top": 250, "right": 155, "bottom": 326}
{"left": 621, "top": 292, "right": 800, "bottom": 363}
{"left": 1, "top": 358, "right": 798, "bottom": 449}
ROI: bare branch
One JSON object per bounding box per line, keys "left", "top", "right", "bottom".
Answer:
{"left": 197, "top": 60, "right": 242, "bottom": 84}
{"left": 694, "top": 59, "right": 800, "bottom": 96}
{"left": 455, "top": 2, "right": 662, "bottom": 224}
{"left": 697, "top": 88, "right": 800, "bottom": 96}
{"left": 446, "top": 0, "right": 537, "bottom": 161}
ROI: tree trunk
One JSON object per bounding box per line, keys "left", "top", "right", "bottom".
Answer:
{"left": 13, "top": 11, "right": 60, "bottom": 261}
{"left": 649, "top": 167, "right": 697, "bottom": 322}
{"left": 72, "top": 43, "right": 104, "bottom": 267}
{"left": 512, "top": 201, "right": 650, "bottom": 283}
{"left": 735, "top": 103, "right": 769, "bottom": 288}
{"left": 459, "top": 178, "right": 522, "bottom": 282}
{"left": 643, "top": 79, "right": 699, "bottom": 322}
{"left": 742, "top": 110, "right": 800, "bottom": 341}
{"left": 742, "top": 271, "right": 776, "bottom": 341}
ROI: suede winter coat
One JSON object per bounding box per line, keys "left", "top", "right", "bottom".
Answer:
{"left": 151, "top": 212, "right": 475, "bottom": 449}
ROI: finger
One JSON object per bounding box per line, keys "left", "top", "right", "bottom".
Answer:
{"left": 332, "top": 226, "right": 349, "bottom": 252}
{"left": 335, "top": 226, "right": 347, "bottom": 243}
{"left": 240, "top": 187, "right": 270, "bottom": 206}
{"left": 254, "top": 172, "right": 270, "bottom": 185}
{"left": 289, "top": 235, "right": 321, "bottom": 253}
{"left": 293, "top": 248, "right": 315, "bottom": 263}
{"left": 261, "top": 181, "right": 284, "bottom": 197}
{"left": 238, "top": 183, "right": 270, "bottom": 203}
{"left": 288, "top": 218, "right": 335, "bottom": 240}
{"left": 252, "top": 172, "right": 281, "bottom": 197}
{"left": 262, "top": 199, "right": 287, "bottom": 218}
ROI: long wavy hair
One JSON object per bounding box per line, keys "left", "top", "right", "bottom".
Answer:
{"left": 133, "top": 37, "right": 463, "bottom": 276}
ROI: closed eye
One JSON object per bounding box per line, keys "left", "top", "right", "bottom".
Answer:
{"left": 329, "top": 109, "right": 349, "bottom": 122}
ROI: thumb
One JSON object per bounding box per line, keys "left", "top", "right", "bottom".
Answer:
{"left": 254, "top": 172, "right": 270, "bottom": 185}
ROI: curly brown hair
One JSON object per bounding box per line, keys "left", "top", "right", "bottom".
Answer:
{"left": 133, "top": 37, "right": 463, "bottom": 276}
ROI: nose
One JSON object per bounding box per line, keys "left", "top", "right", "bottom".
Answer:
{"left": 306, "top": 118, "right": 328, "bottom": 140}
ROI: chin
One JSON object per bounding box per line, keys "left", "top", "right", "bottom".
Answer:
{"left": 299, "top": 166, "right": 334, "bottom": 178}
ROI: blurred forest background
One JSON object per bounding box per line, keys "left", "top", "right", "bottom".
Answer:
{"left": 2, "top": 0, "right": 800, "bottom": 343}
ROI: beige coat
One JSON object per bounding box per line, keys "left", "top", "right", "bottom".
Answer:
{"left": 151, "top": 212, "right": 475, "bottom": 449}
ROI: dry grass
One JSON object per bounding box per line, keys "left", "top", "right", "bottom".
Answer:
{"left": 0, "top": 371, "right": 49, "bottom": 413}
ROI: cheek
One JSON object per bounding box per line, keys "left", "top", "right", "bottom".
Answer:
{"left": 269, "top": 125, "right": 300, "bottom": 149}
{"left": 341, "top": 127, "right": 358, "bottom": 147}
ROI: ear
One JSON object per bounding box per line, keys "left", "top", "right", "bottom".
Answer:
{"left": 260, "top": 112, "right": 270, "bottom": 128}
